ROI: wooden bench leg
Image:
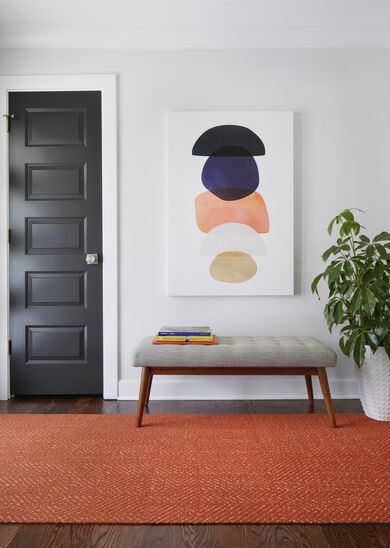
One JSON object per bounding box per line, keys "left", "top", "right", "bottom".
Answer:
{"left": 145, "top": 373, "right": 153, "bottom": 407}
{"left": 136, "top": 367, "right": 151, "bottom": 427}
{"left": 317, "top": 368, "right": 337, "bottom": 428}
{"left": 305, "top": 375, "right": 314, "bottom": 407}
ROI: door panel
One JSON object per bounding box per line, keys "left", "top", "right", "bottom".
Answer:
{"left": 26, "top": 217, "right": 86, "bottom": 254}
{"left": 26, "top": 163, "right": 86, "bottom": 201}
{"left": 25, "top": 108, "right": 86, "bottom": 146}
{"left": 9, "top": 91, "right": 102, "bottom": 395}
{"left": 26, "top": 272, "right": 86, "bottom": 308}
{"left": 25, "top": 326, "right": 86, "bottom": 364}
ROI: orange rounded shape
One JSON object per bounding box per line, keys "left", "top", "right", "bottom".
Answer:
{"left": 195, "top": 191, "right": 270, "bottom": 233}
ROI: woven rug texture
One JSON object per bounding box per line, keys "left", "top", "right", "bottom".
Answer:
{"left": 0, "top": 413, "right": 389, "bottom": 523}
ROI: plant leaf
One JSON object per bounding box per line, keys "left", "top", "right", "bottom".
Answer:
{"left": 327, "top": 263, "right": 343, "bottom": 284}
{"left": 341, "top": 209, "right": 355, "bottom": 222}
{"left": 353, "top": 333, "right": 366, "bottom": 368}
{"left": 350, "top": 288, "right": 363, "bottom": 315}
{"left": 365, "top": 332, "right": 379, "bottom": 353}
{"left": 375, "top": 323, "right": 389, "bottom": 343}
{"left": 334, "top": 301, "right": 344, "bottom": 324}
{"left": 340, "top": 221, "right": 354, "bottom": 236}
{"left": 362, "top": 269, "right": 376, "bottom": 285}
{"left": 327, "top": 218, "right": 336, "bottom": 236}
{"left": 374, "top": 260, "right": 385, "bottom": 278}
{"left": 340, "top": 244, "right": 351, "bottom": 252}
{"left": 346, "top": 331, "right": 359, "bottom": 355}
{"left": 324, "top": 301, "right": 338, "bottom": 331}
{"left": 311, "top": 273, "right": 323, "bottom": 297}
{"left": 344, "top": 285, "right": 356, "bottom": 300}
{"left": 376, "top": 243, "right": 388, "bottom": 260}
{"left": 362, "top": 288, "right": 378, "bottom": 315}
{"left": 322, "top": 246, "right": 336, "bottom": 262}
{"left": 343, "top": 261, "right": 353, "bottom": 277}
{"left": 339, "top": 337, "right": 349, "bottom": 356}
{"left": 366, "top": 245, "right": 375, "bottom": 257}
{"left": 373, "top": 231, "right": 390, "bottom": 242}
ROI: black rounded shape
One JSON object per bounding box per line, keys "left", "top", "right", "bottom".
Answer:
{"left": 192, "top": 125, "right": 265, "bottom": 157}
{"left": 211, "top": 188, "right": 255, "bottom": 201}
{"left": 210, "top": 146, "right": 253, "bottom": 156}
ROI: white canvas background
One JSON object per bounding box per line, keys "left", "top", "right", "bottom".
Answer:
{"left": 168, "top": 111, "right": 294, "bottom": 296}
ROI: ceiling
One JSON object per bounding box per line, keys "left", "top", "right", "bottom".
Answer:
{"left": 1, "top": 0, "right": 390, "bottom": 49}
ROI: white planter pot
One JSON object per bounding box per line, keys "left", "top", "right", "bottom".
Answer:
{"left": 356, "top": 346, "right": 390, "bottom": 421}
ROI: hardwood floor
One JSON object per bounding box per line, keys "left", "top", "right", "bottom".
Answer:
{"left": 0, "top": 398, "right": 388, "bottom": 548}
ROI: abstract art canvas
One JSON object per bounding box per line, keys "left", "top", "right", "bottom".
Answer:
{"left": 168, "top": 111, "right": 294, "bottom": 296}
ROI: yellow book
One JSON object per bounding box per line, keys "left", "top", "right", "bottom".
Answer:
{"left": 154, "top": 335, "right": 214, "bottom": 342}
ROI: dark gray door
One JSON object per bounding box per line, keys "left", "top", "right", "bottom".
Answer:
{"left": 9, "top": 91, "right": 103, "bottom": 395}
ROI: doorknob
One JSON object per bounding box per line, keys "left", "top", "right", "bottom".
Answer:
{"left": 86, "top": 253, "right": 99, "bottom": 265}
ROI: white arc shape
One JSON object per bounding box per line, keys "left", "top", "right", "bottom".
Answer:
{"left": 200, "top": 223, "right": 266, "bottom": 257}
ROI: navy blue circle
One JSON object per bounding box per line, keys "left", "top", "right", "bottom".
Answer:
{"left": 201, "top": 155, "right": 259, "bottom": 201}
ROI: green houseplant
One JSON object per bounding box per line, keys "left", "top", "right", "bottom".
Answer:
{"left": 312, "top": 209, "right": 390, "bottom": 421}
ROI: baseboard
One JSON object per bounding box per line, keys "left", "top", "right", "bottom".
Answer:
{"left": 118, "top": 376, "right": 358, "bottom": 400}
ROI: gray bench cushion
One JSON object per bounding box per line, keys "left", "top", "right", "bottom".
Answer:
{"left": 133, "top": 336, "right": 337, "bottom": 368}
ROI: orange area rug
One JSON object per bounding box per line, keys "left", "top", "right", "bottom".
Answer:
{"left": 0, "top": 413, "right": 389, "bottom": 524}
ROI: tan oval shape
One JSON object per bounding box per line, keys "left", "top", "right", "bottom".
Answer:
{"left": 209, "top": 251, "right": 257, "bottom": 283}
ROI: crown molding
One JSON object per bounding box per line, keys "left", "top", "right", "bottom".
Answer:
{"left": 1, "top": 1, "right": 390, "bottom": 49}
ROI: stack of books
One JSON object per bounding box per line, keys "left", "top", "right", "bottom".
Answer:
{"left": 153, "top": 326, "right": 218, "bottom": 345}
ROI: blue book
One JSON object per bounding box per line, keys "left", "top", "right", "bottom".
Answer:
{"left": 158, "top": 326, "right": 212, "bottom": 336}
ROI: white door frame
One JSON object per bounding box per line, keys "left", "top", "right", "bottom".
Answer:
{"left": 0, "top": 74, "right": 118, "bottom": 400}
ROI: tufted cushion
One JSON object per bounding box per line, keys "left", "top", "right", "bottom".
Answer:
{"left": 133, "top": 336, "right": 337, "bottom": 368}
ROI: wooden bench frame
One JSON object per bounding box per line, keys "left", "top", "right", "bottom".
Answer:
{"left": 136, "top": 366, "right": 337, "bottom": 428}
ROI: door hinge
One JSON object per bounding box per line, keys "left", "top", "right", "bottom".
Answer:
{"left": 3, "top": 114, "right": 15, "bottom": 133}
{"left": 7, "top": 229, "right": 11, "bottom": 245}
{"left": 8, "top": 340, "right": 12, "bottom": 355}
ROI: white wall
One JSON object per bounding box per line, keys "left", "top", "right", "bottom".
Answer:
{"left": 1, "top": 48, "right": 389, "bottom": 399}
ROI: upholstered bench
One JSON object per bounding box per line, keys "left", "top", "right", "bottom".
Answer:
{"left": 133, "top": 336, "right": 337, "bottom": 427}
